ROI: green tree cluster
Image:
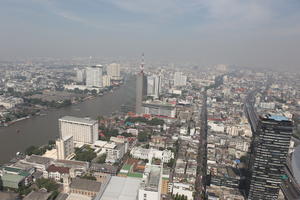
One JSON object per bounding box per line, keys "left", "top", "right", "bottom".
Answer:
{"left": 96, "top": 154, "right": 107, "bottom": 164}
{"left": 99, "top": 128, "right": 119, "bottom": 141}
{"left": 25, "top": 98, "right": 71, "bottom": 108}
{"left": 125, "top": 117, "right": 164, "bottom": 126}
{"left": 167, "top": 158, "right": 175, "bottom": 168}
{"left": 138, "top": 132, "right": 149, "bottom": 142}
{"left": 36, "top": 178, "right": 59, "bottom": 192}
{"left": 25, "top": 145, "right": 47, "bottom": 156}
{"left": 81, "top": 174, "right": 97, "bottom": 181}
{"left": 74, "top": 146, "right": 97, "bottom": 162}
{"left": 25, "top": 140, "right": 56, "bottom": 156}
{"left": 17, "top": 185, "right": 32, "bottom": 196}
{"left": 121, "top": 132, "right": 133, "bottom": 137}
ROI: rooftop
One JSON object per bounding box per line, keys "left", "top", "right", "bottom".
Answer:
{"left": 1, "top": 173, "right": 25, "bottom": 183}
{"left": 99, "top": 176, "right": 141, "bottom": 200}
{"left": 70, "top": 178, "right": 101, "bottom": 192}
{"left": 268, "top": 114, "right": 289, "bottom": 121}
{"left": 66, "top": 193, "right": 92, "bottom": 200}
{"left": 23, "top": 190, "right": 51, "bottom": 200}
{"left": 25, "top": 155, "right": 53, "bottom": 165}
{"left": 0, "top": 191, "right": 19, "bottom": 200}
{"left": 262, "top": 114, "right": 289, "bottom": 122}
{"left": 59, "top": 116, "right": 97, "bottom": 125}
{"left": 47, "top": 164, "right": 70, "bottom": 174}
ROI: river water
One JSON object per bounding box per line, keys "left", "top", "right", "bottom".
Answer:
{"left": 0, "top": 77, "right": 136, "bottom": 164}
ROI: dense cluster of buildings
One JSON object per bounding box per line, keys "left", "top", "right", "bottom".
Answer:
{"left": 0, "top": 59, "right": 299, "bottom": 200}
{"left": 65, "top": 63, "right": 122, "bottom": 92}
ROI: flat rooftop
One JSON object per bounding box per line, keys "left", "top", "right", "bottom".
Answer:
{"left": 0, "top": 192, "right": 19, "bottom": 200}
{"left": 267, "top": 115, "right": 289, "bottom": 121}
{"left": 100, "top": 176, "right": 141, "bottom": 200}
{"left": 59, "top": 116, "right": 97, "bottom": 125}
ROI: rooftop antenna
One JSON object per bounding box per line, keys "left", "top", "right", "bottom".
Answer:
{"left": 140, "top": 53, "right": 145, "bottom": 74}
{"left": 89, "top": 56, "right": 92, "bottom": 67}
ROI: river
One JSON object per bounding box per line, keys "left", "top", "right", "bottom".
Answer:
{"left": 0, "top": 76, "right": 136, "bottom": 164}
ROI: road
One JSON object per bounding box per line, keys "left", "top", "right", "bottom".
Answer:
{"left": 194, "top": 91, "right": 208, "bottom": 200}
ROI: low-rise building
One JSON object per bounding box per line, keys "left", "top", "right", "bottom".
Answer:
{"left": 56, "top": 135, "right": 75, "bottom": 160}
{"left": 43, "top": 164, "right": 70, "bottom": 181}
{"left": 69, "top": 178, "right": 101, "bottom": 198}
{"left": 130, "top": 147, "right": 173, "bottom": 163}
{"left": 142, "top": 101, "right": 176, "bottom": 118}
{"left": 138, "top": 164, "right": 162, "bottom": 200}
{"left": 105, "top": 143, "right": 125, "bottom": 164}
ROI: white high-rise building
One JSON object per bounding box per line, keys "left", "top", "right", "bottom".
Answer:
{"left": 107, "top": 63, "right": 121, "bottom": 80}
{"left": 59, "top": 116, "right": 98, "bottom": 144}
{"left": 75, "top": 68, "right": 85, "bottom": 83}
{"left": 86, "top": 65, "right": 103, "bottom": 88}
{"left": 147, "top": 75, "right": 161, "bottom": 99}
{"left": 174, "top": 72, "right": 187, "bottom": 87}
{"left": 102, "top": 75, "right": 111, "bottom": 87}
{"left": 56, "top": 135, "right": 74, "bottom": 160}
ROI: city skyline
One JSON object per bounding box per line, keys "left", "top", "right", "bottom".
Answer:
{"left": 0, "top": 0, "right": 299, "bottom": 70}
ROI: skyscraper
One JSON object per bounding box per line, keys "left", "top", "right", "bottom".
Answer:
{"left": 75, "top": 68, "right": 85, "bottom": 83}
{"left": 174, "top": 71, "right": 187, "bottom": 87}
{"left": 107, "top": 63, "right": 121, "bottom": 80}
{"left": 102, "top": 75, "right": 111, "bottom": 87}
{"left": 136, "top": 54, "right": 147, "bottom": 114}
{"left": 147, "top": 75, "right": 161, "bottom": 99}
{"left": 86, "top": 65, "right": 103, "bottom": 88}
{"left": 248, "top": 114, "right": 293, "bottom": 200}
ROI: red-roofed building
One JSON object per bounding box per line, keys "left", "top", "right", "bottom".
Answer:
{"left": 43, "top": 165, "right": 70, "bottom": 181}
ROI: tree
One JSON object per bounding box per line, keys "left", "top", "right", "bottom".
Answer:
{"left": 81, "top": 174, "right": 97, "bottom": 181}
{"left": 25, "top": 145, "right": 46, "bottom": 156}
{"left": 148, "top": 118, "right": 164, "bottom": 126}
{"left": 121, "top": 132, "right": 133, "bottom": 137}
{"left": 167, "top": 158, "right": 175, "bottom": 168}
{"left": 74, "top": 146, "right": 97, "bottom": 162}
{"left": 36, "top": 178, "right": 59, "bottom": 192}
{"left": 96, "top": 154, "right": 107, "bottom": 164}
{"left": 17, "top": 185, "right": 32, "bottom": 196}
{"left": 91, "top": 89, "right": 97, "bottom": 95}
{"left": 138, "top": 132, "right": 149, "bottom": 142}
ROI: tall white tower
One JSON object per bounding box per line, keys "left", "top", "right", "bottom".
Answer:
{"left": 86, "top": 65, "right": 103, "bottom": 87}
{"left": 107, "top": 63, "right": 121, "bottom": 80}
{"left": 147, "top": 75, "right": 161, "bottom": 99}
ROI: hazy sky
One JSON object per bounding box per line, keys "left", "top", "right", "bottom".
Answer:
{"left": 0, "top": 0, "right": 299, "bottom": 69}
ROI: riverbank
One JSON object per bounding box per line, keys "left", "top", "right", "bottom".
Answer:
{"left": 0, "top": 76, "right": 135, "bottom": 164}
{"left": 1, "top": 83, "right": 124, "bottom": 127}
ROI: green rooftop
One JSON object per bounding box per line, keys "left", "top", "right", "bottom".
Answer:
{"left": 127, "top": 172, "right": 143, "bottom": 178}
{"left": 3, "top": 167, "right": 22, "bottom": 173}
{"left": 1, "top": 173, "right": 25, "bottom": 189}
{"left": 122, "top": 164, "right": 132, "bottom": 171}
{"left": 3, "top": 166, "right": 30, "bottom": 177}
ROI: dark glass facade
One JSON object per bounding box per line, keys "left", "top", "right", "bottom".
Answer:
{"left": 248, "top": 115, "right": 293, "bottom": 200}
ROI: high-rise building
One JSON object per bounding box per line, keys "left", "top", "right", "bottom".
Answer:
{"left": 56, "top": 135, "right": 74, "bottom": 160}
{"left": 136, "top": 54, "right": 147, "bottom": 114}
{"left": 107, "top": 63, "right": 121, "bottom": 80}
{"left": 247, "top": 114, "right": 293, "bottom": 200}
{"left": 75, "top": 68, "right": 85, "bottom": 83}
{"left": 147, "top": 75, "right": 161, "bottom": 99}
{"left": 59, "top": 116, "right": 98, "bottom": 144}
{"left": 86, "top": 65, "right": 103, "bottom": 88}
{"left": 174, "top": 72, "right": 187, "bottom": 87}
{"left": 102, "top": 75, "right": 111, "bottom": 87}
{"left": 136, "top": 73, "right": 147, "bottom": 114}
